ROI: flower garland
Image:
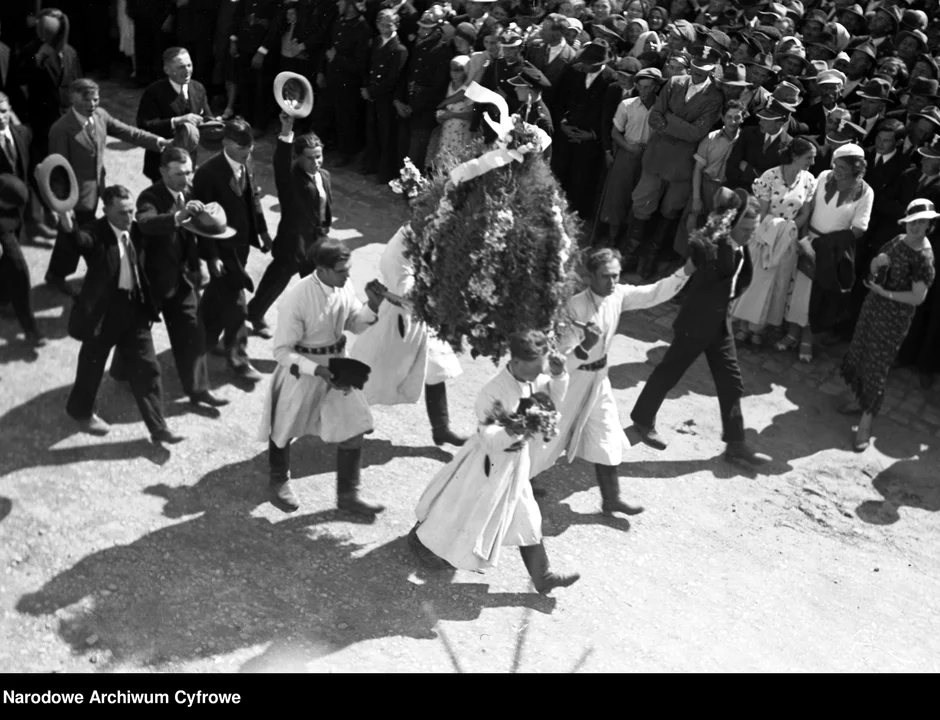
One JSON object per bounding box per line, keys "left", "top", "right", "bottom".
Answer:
{"left": 688, "top": 206, "right": 738, "bottom": 249}
{"left": 486, "top": 393, "right": 561, "bottom": 444}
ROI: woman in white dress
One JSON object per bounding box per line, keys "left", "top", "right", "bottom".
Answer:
{"left": 409, "top": 331, "right": 580, "bottom": 596}
{"left": 351, "top": 222, "right": 467, "bottom": 446}
{"left": 777, "top": 144, "right": 874, "bottom": 362}
{"left": 732, "top": 137, "right": 817, "bottom": 346}
{"left": 430, "top": 55, "right": 475, "bottom": 168}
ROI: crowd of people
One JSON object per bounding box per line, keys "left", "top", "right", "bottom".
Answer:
{"left": 0, "top": 1, "right": 939, "bottom": 591}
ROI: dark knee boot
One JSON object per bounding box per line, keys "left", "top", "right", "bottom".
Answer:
{"left": 595, "top": 464, "right": 644, "bottom": 516}
{"left": 425, "top": 382, "right": 467, "bottom": 447}
{"left": 519, "top": 542, "right": 580, "bottom": 595}
{"left": 621, "top": 215, "right": 649, "bottom": 273}
{"left": 336, "top": 445, "right": 385, "bottom": 517}
{"left": 268, "top": 439, "right": 299, "bottom": 512}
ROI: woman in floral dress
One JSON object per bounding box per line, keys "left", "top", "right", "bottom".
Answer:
{"left": 839, "top": 199, "right": 937, "bottom": 451}
{"left": 430, "top": 55, "right": 475, "bottom": 168}
{"left": 732, "top": 138, "right": 817, "bottom": 346}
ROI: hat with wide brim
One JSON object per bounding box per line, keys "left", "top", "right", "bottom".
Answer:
{"left": 273, "top": 72, "right": 314, "bottom": 119}
{"left": 181, "top": 202, "right": 237, "bottom": 240}
{"left": 895, "top": 29, "right": 928, "bottom": 53}
{"left": 899, "top": 198, "right": 940, "bottom": 223}
{"left": 720, "top": 64, "right": 751, "bottom": 86}
{"left": 34, "top": 153, "right": 78, "bottom": 214}
{"left": 328, "top": 358, "right": 371, "bottom": 390}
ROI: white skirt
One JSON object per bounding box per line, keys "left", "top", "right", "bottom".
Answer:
{"left": 415, "top": 425, "right": 542, "bottom": 572}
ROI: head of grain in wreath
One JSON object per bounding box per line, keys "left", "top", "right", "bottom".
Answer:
{"left": 395, "top": 126, "right": 581, "bottom": 363}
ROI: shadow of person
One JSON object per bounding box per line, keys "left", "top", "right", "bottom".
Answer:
{"left": 16, "top": 455, "right": 554, "bottom": 671}
{"left": 856, "top": 456, "right": 940, "bottom": 525}
{"left": 0, "top": 384, "right": 172, "bottom": 479}
{"left": 535, "top": 462, "right": 634, "bottom": 536}
{"left": 0, "top": 496, "right": 11, "bottom": 523}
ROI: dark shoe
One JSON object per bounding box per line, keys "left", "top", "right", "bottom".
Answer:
{"left": 632, "top": 423, "right": 667, "bottom": 451}
{"left": 190, "top": 391, "right": 230, "bottom": 408}
{"left": 408, "top": 523, "right": 454, "bottom": 570}
{"left": 837, "top": 400, "right": 862, "bottom": 415}
{"left": 595, "top": 464, "right": 644, "bottom": 516}
{"left": 425, "top": 382, "right": 468, "bottom": 447}
{"left": 230, "top": 357, "right": 263, "bottom": 381}
{"left": 248, "top": 317, "right": 273, "bottom": 339}
{"left": 45, "top": 273, "right": 78, "bottom": 298}
{"left": 336, "top": 446, "right": 385, "bottom": 517}
{"left": 519, "top": 543, "right": 580, "bottom": 596}
{"left": 269, "top": 478, "right": 300, "bottom": 512}
{"left": 73, "top": 413, "right": 110, "bottom": 436}
{"left": 151, "top": 428, "right": 185, "bottom": 445}
{"left": 25, "top": 331, "right": 47, "bottom": 348}
{"left": 724, "top": 441, "right": 771, "bottom": 466}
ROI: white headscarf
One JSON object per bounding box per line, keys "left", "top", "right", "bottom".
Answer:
{"left": 631, "top": 29, "right": 663, "bottom": 58}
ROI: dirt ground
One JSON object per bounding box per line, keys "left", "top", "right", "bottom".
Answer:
{"left": 1, "top": 87, "right": 939, "bottom": 673}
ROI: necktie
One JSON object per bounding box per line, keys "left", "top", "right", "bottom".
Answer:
{"left": 236, "top": 165, "right": 246, "bottom": 195}
{"left": 875, "top": 155, "right": 882, "bottom": 167}
{"left": 763, "top": 134, "right": 773, "bottom": 151}
{"left": 1, "top": 133, "right": 15, "bottom": 168}
{"left": 121, "top": 233, "right": 142, "bottom": 294}
{"left": 86, "top": 117, "right": 97, "bottom": 145}
{"left": 181, "top": 83, "right": 189, "bottom": 101}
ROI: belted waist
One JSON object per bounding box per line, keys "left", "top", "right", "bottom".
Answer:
{"left": 295, "top": 336, "right": 346, "bottom": 355}
{"left": 578, "top": 355, "right": 607, "bottom": 372}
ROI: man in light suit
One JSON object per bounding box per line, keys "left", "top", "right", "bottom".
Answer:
{"left": 628, "top": 45, "right": 724, "bottom": 280}
{"left": 45, "top": 78, "right": 168, "bottom": 297}
{"left": 524, "top": 12, "right": 576, "bottom": 110}
{"left": 137, "top": 47, "right": 215, "bottom": 183}
{"left": 724, "top": 98, "right": 793, "bottom": 192}
{"left": 61, "top": 185, "right": 183, "bottom": 445}
{"left": 246, "top": 112, "right": 330, "bottom": 339}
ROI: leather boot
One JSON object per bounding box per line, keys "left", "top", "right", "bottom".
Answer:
{"left": 519, "top": 543, "right": 580, "bottom": 595}
{"left": 425, "top": 382, "right": 467, "bottom": 447}
{"left": 620, "top": 215, "right": 649, "bottom": 274}
{"left": 635, "top": 216, "right": 661, "bottom": 280}
{"left": 336, "top": 446, "right": 385, "bottom": 517}
{"left": 595, "top": 464, "right": 644, "bottom": 516}
{"left": 268, "top": 440, "right": 299, "bottom": 512}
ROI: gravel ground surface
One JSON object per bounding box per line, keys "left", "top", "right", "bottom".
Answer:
{"left": 1, "top": 83, "right": 938, "bottom": 673}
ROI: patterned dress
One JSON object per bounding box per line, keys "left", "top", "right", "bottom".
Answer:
{"left": 840, "top": 237, "right": 936, "bottom": 414}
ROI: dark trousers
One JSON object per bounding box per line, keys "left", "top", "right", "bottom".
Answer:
{"left": 200, "top": 274, "right": 248, "bottom": 354}
{"left": 134, "top": 19, "right": 164, "bottom": 85}
{"left": 66, "top": 292, "right": 167, "bottom": 434}
{"left": 47, "top": 209, "right": 98, "bottom": 281}
{"left": 398, "top": 113, "right": 434, "bottom": 171}
{"left": 159, "top": 283, "right": 210, "bottom": 396}
{"left": 246, "top": 257, "right": 310, "bottom": 326}
{"left": 631, "top": 325, "right": 746, "bottom": 443}
{"left": 364, "top": 96, "right": 398, "bottom": 182}
{"left": 551, "top": 134, "right": 602, "bottom": 220}
{"left": 0, "top": 232, "right": 37, "bottom": 334}
{"left": 235, "top": 55, "right": 269, "bottom": 131}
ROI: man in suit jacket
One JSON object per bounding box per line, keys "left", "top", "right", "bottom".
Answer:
{"left": 192, "top": 118, "right": 271, "bottom": 381}
{"left": 361, "top": 9, "right": 409, "bottom": 183}
{"left": 247, "top": 113, "right": 331, "bottom": 338}
{"left": 116, "top": 147, "right": 227, "bottom": 414}
{"left": 61, "top": 185, "right": 183, "bottom": 445}
{"left": 550, "top": 40, "right": 616, "bottom": 220}
{"left": 864, "top": 119, "right": 911, "bottom": 254}
{"left": 724, "top": 99, "right": 793, "bottom": 191}
{"left": 524, "top": 13, "right": 576, "bottom": 109}
{"left": 45, "top": 78, "right": 168, "bottom": 296}
{"left": 629, "top": 45, "right": 724, "bottom": 278}
{"left": 630, "top": 188, "right": 772, "bottom": 467}
{"left": 0, "top": 174, "right": 43, "bottom": 346}
{"left": 796, "top": 69, "right": 847, "bottom": 138}
{"left": 137, "top": 47, "right": 215, "bottom": 183}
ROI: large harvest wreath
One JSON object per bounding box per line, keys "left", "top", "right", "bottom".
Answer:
{"left": 395, "top": 93, "right": 581, "bottom": 363}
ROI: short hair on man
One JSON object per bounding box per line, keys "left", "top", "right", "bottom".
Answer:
{"left": 223, "top": 118, "right": 254, "bottom": 147}
{"left": 877, "top": 118, "right": 907, "bottom": 141}
{"left": 376, "top": 8, "right": 400, "bottom": 25}
{"left": 69, "top": 78, "right": 99, "bottom": 97}
{"left": 0, "top": 92, "right": 10, "bottom": 106}
{"left": 163, "top": 47, "right": 190, "bottom": 65}
{"left": 724, "top": 99, "right": 748, "bottom": 117}
{"left": 102, "top": 185, "right": 133, "bottom": 207}
{"left": 293, "top": 131, "right": 324, "bottom": 156}
{"left": 584, "top": 247, "right": 622, "bottom": 274}
{"left": 509, "top": 330, "right": 550, "bottom": 362}
{"left": 160, "top": 146, "right": 192, "bottom": 168}
{"left": 314, "top": 239, "right": 352, "bottom": 269}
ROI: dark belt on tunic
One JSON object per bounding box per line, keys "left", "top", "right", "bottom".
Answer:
{"left": 578, "top": 354, "right": 607, "bottom": 372}
{"left": 294, "top": 336, "right": 346, "bottom": 355}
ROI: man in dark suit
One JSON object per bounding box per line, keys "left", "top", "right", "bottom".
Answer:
{"left": 231, "top": 0, "right": 278, "bottom": 136}
{"left": 167, "top": 0, "right": 222, "bottom": 85}
{"left": 192, "top": 118, "right": 271, "bottom": 381}
{"left": 45, "top": 78, "right": 168, "bottom": 297}
{"left": 247, "top": 113, "right": 330, "bottom": 339}
{"left": 864, "top": 119, "right": 911, "bottom": 254}
{"left": 0, "top": 91, "right": 44, "bottom": 239}
{"left": 630, "top": 188, "right": 772, "bottom": 467}
{"left": 124, "top": 147, "right": 228, "bottom": 414}
{"left": 360, "top": 9, "right": 409, "bottom": 183}
{"left": 0, "top": 174, "right": 43, "bottom": 347}
{"left": 796, "top": 68, "right": 846, "bottom": 138}
{"left": 724, "top": 98, "right": 792, "bottom": 191}
{"left": 524, "top": 12, "right": 576, "bottom": 109}
{"left": 137, "top": 47, "right": 215, "bottom": 183}
{"left": 61, "top": 185, "right": 183, "bottom": 445}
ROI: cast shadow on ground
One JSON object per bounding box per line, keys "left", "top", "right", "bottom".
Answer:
{"left": 0, "top": 496, "right": 11, "bottom": 523}
{"left": 534, "top": 461, "right": 635, "bottom": 536}
{"left": 0, "top": 286, "right": 74, "bottom": 364}
{"left": 15, "top": 453, "right": 554, "bottom": 671}
{"left": 856, "top": 454, "right": 940, "bottom": 525}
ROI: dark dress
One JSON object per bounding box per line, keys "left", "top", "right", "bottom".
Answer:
{"left": 840, "top": 236, "right": 936, "bottom": 414}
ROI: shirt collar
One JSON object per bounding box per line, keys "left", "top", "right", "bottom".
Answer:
{"left": 765, "top": 127, "right": 785, "bottom": 143}
{"left": 169, "top": 79, "right": 186, "bottom": 95}
{"left": 313, "top": 268, "right": 339, "bottom": 295}
{"left": 689, "top": 76, "right": 711, "bottom": 90}
{"left": 878, "top": 149, "right": 896, "bottom": 163}
{"left": 380, "top": 31, "right": 397, "bottom": 45}
{"left": 108, "top": 222, "right": 128, "bottom": 242}
{"left": 223, "top": 149, "right": 244, "bottom": 176}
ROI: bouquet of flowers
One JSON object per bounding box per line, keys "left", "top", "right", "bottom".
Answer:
{"left": 486, "top": 392, "right": 561, "bottom": 447}
{"left": 394, "top": 85, "right": 581, "bottom": 363}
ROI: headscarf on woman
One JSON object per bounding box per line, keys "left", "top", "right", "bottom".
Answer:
{"left": 631, "top": 29, "right": 664, "bottom": 57}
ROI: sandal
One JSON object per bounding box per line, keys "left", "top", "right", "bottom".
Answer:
{"left": 774, "top": 334, "right": 799, "bottom": 352}
{"left": 798, "top": 338, "right": 813, "bottom": 363}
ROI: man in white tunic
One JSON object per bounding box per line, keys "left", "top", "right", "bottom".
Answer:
{"left": 351, "top": 222, "right": 467, "bottom": 446}
{"left": 531, "top": 248, "right": 694, "bottom": 515}
{"left": 258, "top": 239, "right": 387, "bottom": 516}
